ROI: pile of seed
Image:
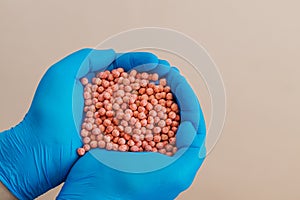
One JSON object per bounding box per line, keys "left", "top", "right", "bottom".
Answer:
{"left": 77, "top": 68, "right": 180, "bottom": 156}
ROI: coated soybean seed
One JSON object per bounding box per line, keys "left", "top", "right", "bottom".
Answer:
{"left": 81, "top": 78, "right": 89, "bottom": 86}
{"left": 77, "top": 148, "right": 85, "bottom": 156}
{"left": 77, "top": 68, "right": 181, "bottom": 156}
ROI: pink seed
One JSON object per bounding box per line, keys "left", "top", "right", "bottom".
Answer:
{"left": 161, "top": 134, "right": 168, "bottom": 141}
{"left": 121, "top": 103, "right": 128, "bottom": 110}
{"left": 123, "top": 78, "right": 130, "bottom": 86}
{"left": 140, "top": 80, "right": 148, "bottom": 87}
{"left": 124, "top": 126, "right": 132, "bottom": 134}
{"left": 141, "top": 72, "right": 149, "bottom": 79}
{"left": 159, "top": 78, "right": 167, "bottom": 86}
{"left": 156, "top": 142, "right": 164, "bottom": 149}
{"left": 146, "top": 103, "right": 153, "bottom": 111}
{"left": 119, "top": 144, "right": 129, "bottom": 152}
{"left": 131, "top": 83, "right": 140, "bottom": 90}
{"left": 130, "top": 145, "right": 139, "bottom": 152}
{"left": 169, "top": 137, "right": 176, "bottom": 145}
{"left": 77, "top": 148, "right": 86, "bottom": 156}
{"left": 96, "top": 134, "right": 103, "bottom": 141}
{"left": 142, "top": 140, "right": 148, "bottom": 148}
{"left": 146, "top": 124, "right": 154, "bottom": 130}
{"left": 138, "top": 112, "right": 146, "bottom": 120}
{"left": 166, "top": 118, "right": 172, "bottom": 126}
{"left": 98, "top": 140, "right": 106, "bottom": 149}
{"left": 103, "top": 119, "right": 111, "bottom": 126}
{"left": 172, "top": 127, "right": 178, "bottom": 132}
{"left": 165, "top": 144, "right": 173, "bottom": 152}
{"left": 140, "top": 119, "right": 147, "bottom": 126}
{"left": 85, "top": 99, "right": 92, "bottom": 106}
{"left": 112, "top": 143, "right": 119, "bottom": 151}
{"left": 135, "top": 121, "right": 142, "bottom": 129}
{"left": 90, "top": 141, "right": 98, "bottom": 149}
{"left": 133, "top": 128, "right": 141, "bottom": 135}
{"left": 155, "top": 104, "right": 162, "bottom": 112}
{"left": 129, "top": 70, "right": 137, "bottom": 77}
{"left": 145, "top": 145, "right": 152, "bottom": 151}
{"left": 151, "top": 73, "right": 159, "bottom": 81}
{"left": 158, "top": 120, "right": 166, "bottom": 128}
{"left": 83, "top": 144, "right": 91, "bottom": 151}
{"left": 146, "top": 88, "right": 154, "bottom": 95}
{"left": 106, "top": 142, "right": 113, "bottom": 150}
{"left": 138, "top": 106, "right": 145, "bottom": 113}
{"left": 123, "top": 113, "right": 131, "bottom": 121}
{"left": 103, "top": 135, "right": 111, "bottom": 143}
{"left": 129, "top": 117, "right": 137, "bottom": 126}
{"left": 112, "top": 129, "right": 120, "bottom": 137}
{"left": 139, "top": 134, "right": 145, "bottom": 141}
{"left": 145, "top": 133, "right": 153, "bottom": 142}
{"left": 99, "top": 125, "right": 105, "bottom": 132}
{"left": 151, "top": 99, "right": 158, "bottom": 105}
{"left": 83, "top": 137, "right": 91, "bottom": 144}
{"left": 113, "top": 103, "right": 120, "bottom": 110}
{"left": 90, "top": 135, "right": 96, "bottom": 141}
{"left": 127, "top": 139, "right": 135, "bottom": 146}
{"left": 121, "top": 120, "right": 128, "bottom": 127}
{"left": 92, "top": 128, "right": 101, "bottom": 135}
{"left": 106, "top": 110, "right": 114, "bottom": 117}
{"left": 162, "top": 126, "right": 170, "bottom": 134}
{"left": 129, "top": 104, "right": 137, "bottom": 110}
{"left": 106, "top": 125, "right": 114, "bottom": 133}
{"left": 153, "top": 135, "right": 161, "bottom": 143}
{"left": 118, "top": 138, "right": 126, "bottom": 145}
{"left": 81, "top": 129, "right": 89, "bottom": 137}
{"left": 124, "top": 85, "right": 132, "bottom": 92}
{"left": 168, "top": 111, "right": 176, "bottom": 119}
{"left": 84, "top": 92, "right": 91, "bottom": 99}
{"left": 132, "top": 134, "right": 140, "bottom": 142}
{"left": 81, "top": 78, "right": 89, "bottom": 85}
{"left": 141, "top": 127, "right": 147, "bottom": 134}
{"left": 149, "top": 110, "right": 157, "bottom": 117}
{"left": 149, "top": 141, "right": 156, "bottom": 147}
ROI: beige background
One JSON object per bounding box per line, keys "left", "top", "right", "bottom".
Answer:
{"left": 1, "top": 0, "right": 299, "bottom": 199}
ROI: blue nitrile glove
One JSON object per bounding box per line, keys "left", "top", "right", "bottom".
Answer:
{"left": 57, "top": 54, "right": 206, "bottom": 200}
{"left": 0, "top": 48, "right": 159, "bottom": 199}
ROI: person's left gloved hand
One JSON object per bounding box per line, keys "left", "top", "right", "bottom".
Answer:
{"left": 0, "top": 48, "right": 159, "bottom": 199}
{"left": 57, "top": 56, "right": 206, "bottom": 200}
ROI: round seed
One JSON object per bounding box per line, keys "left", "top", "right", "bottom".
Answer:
{"left": 77, "top": 148, "right": 86, "bottom": 156}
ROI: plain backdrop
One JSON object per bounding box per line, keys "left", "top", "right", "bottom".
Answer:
{"left": 1, "top": 1, "right": 300, "bottom": 200}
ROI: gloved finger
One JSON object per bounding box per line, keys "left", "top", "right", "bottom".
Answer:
{"left": 146, "top": 59, "right": 171, "bottom": 78}
{"left": 72, "top": 81, "right": 85, "bottom": 135}
{"left": 106, "top": 52, "right": 158, "bottom": 72}
{"left": 175, "top": 121, "right": 206, "bottom": 157}
{"left": 175, "top": 121, "right": 197, "bottom": 149}
{"left": 76, "top": 49, "right": 116, "bottom": 78}
{"left": 165, "top": 67, "right": 185, "bottom": 92}
{"left": 196, "top": 108, "right": 206, "bottom": 135}
{"left": 165, "top": 68, "right": 200, "bottom": 130}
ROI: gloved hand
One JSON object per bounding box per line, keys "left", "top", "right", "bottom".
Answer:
{"left": 57, "top": 55, "right": 207, "bottom": 200}
{"left": 0, "top": 48, "right": 159, "bottom": 199}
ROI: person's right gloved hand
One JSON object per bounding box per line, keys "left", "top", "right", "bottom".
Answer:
{"left": 57, "top": 54, "right": 206, "bottom": 200}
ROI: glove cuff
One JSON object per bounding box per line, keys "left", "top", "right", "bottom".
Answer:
{"left": 0, "top": 116, "right": 43, "bottom": 199}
